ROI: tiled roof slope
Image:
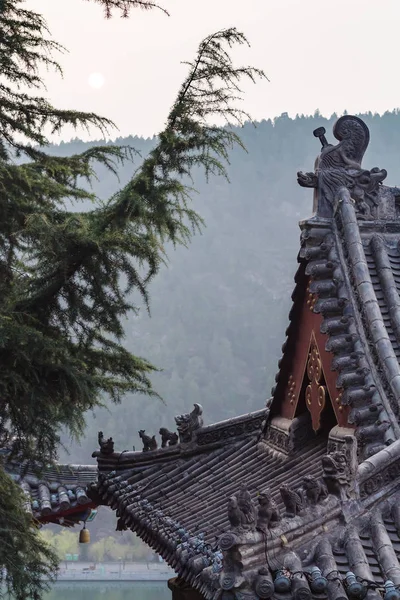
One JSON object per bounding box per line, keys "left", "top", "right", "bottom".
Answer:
{"left": 93, "top": 408, "right": 333, "bottom": 597}
{"left": 5, "top": 458, "right": 97, "bottom": 524}
{"left": 96, "top": 433, "right": 325, "bottom": 544}
{"left": 93, "top": 413, "right": 400, "bottom": 599}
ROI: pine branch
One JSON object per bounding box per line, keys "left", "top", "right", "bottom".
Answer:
{"left": 0, "top": 2, "right": 179, "bottom": 598}
{"left": 0, "top": 17, "right": 266, "bottom": 599}
{"left": 0, "top": 466, "right": 58, "bottom": 600}
{"left": 14, "top": 27, "right": 266, "bottom": 315}
{"left": 84, "top": 0, "right": 169, "bottom": 17}
{"left": 0, "top": 1, "right": 117, "bottom": 156}
{"left": 1, "top": 33, "right": 265, "bottom": 458}
{"left": 0, "top": 0, "right": 168, "bottom": 156}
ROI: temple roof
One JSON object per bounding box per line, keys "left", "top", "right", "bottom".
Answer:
{"left": 94, "top": 429, "right": 400, "bottom": 599}
{"left": 271, "top": 115, "right": 400, "bottom": 461}
{"left": 90, "top": 116, "right": 400, "bottom": 599}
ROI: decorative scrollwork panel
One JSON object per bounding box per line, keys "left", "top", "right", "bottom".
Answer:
{"left": 305, "top": 338, "right": 328, "bottom": 432}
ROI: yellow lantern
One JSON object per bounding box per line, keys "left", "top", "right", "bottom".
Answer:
{"left": 79, "top": 524, "right": 90, "bottom": 544}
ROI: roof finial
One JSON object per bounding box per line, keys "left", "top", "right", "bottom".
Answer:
{"left": 313, "top": 126, "right": 329, "bottom": 149}
{"left": 298, "top": 116, "right": 388, "bottom": 219}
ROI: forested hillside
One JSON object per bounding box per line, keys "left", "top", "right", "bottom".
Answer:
{"left": 52, "top": 110, "right": 400, "bottom": 463}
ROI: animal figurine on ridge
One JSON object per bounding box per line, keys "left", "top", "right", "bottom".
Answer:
{"left": 139, "top": 430, "right": 158, "bottom": 452}
{"left": 228, "top": 485, "right": 257, "bottom": 532}
{"left": 280, "top": 483, "right": 303, "bottom": 518}
{"left": 98, "top": 431, "right": 114, "bottom": 455}
{"left": 302, "top": 475, "right": 328, "bottom": 505}
{"left": 175, "top": 403, "right": 203, "bottom": 443}
{"left": 256, "top": 490, "right": 281, "bottom": 531}
{"left": 159, "top": 427, "right": 179, "bottom": 448}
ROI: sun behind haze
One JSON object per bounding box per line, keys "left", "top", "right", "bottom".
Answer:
{"left": 88, "top": 72, "right": 105, "bottom": 89}
{"left": 26, "top": 0, "right": 400, "bottom": 141}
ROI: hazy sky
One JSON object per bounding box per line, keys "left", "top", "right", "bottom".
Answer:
{"left": 28, "top": 0, "right": 400, "bottom": 141}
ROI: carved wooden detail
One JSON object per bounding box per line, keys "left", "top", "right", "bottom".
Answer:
{"left": 277, "top": 278, "right": 351, "bottom": 429}
{"left": 286, "top": 374, "right": 296, "bottom": 405}
{"left": 305, "top": 337, "right": 327, "bottom": 432}
{"left": 334, "top": 390, "right": 344, "bottom": 413}
{"left": 306, "top": 282, "right": 317, "bottom": 312}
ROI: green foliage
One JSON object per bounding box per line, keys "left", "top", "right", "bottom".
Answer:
{"left": 0, "top": 0, "right": 117, "bottom": 159}
{"left": 87, "top": 534, "right": 148, "bottom": 562}
{"left": 0, "top": 466, "right": 58, "bottom": 599}
{"left": 40, "top": 529, "right": 80, "bottom": 561}
{"left": 0, "top": 1, "right": 264, "bottom": 598}
{"left": 40, "top": 527, "right": 148, "bottom": 562}
{"left": 0, "top": 3, "right": 264, "bottom": 464}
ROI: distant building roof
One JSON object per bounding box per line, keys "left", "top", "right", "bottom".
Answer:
{"left": 5, "top": 458, "right": 97, "bottom": 525}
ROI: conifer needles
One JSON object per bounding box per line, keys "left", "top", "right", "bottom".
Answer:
{"left": 0, "top": 1, "right": 265, "bottom": 597}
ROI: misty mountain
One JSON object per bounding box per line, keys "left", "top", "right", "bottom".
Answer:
{"left": 49, "top": 110, "right": 400, "bottom": 463}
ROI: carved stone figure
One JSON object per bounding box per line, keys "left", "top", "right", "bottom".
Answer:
{"left": 297, "top": 116, "right": 387, "bottom": 219}
{"left": 228, "top": 496, "right": 242, "bottom": 529}
{"left": 322, "top": 451, "right": 351, "bottom": 501}
{"left": 227, "top": 485, "right": 256, "bottom": 532}
{"left": 297, "top": 171, "right": 318, "bottom": 188}
{"left": 303, "top": 475, "right": 328, "bottom": 505}
{"left": 86, "top": 481, "right": 104, "bottom": 505}
{"left": 280, "top": 483, "right": 303, "bottom": 518}
{"left": 256, "top": 490, "right": 281, "bottom": 531}
{"left": 175, "top": 403, "right": 203, "bottom": 443}
{"left": 327, "top": 432, "right": 358, "bottom": 480}
{"left": 237, "top": 485, "right": 257, "bottom": 527}
{"left": 98, "top": 431, "right": 114, "bottom": 455}
{"left": 138, "top": 430, "right": 158, "bottom": 452}
{"left": 288, "top": 413, "right": 314, "bottom": 453}
{"left": 159, "top": 427, "right": 179, "bottom": 448}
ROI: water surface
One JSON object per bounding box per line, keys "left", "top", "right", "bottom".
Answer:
{"left": 45, "top": 582, "right": 171, "bottom": 600}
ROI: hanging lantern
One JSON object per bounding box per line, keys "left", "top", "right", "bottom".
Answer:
{"left": 79, "top": 524, "right": 90, "bottom": 544}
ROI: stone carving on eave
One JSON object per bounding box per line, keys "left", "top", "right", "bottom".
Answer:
{"left": 297, "top": 115, "right": 400, "bottom": 221}
{"left": 213, "top": 436, "right": 400, "bottom": 600}
{"left": 175, "top": 403, "right": 204, "bottom": 444}
{"left": 216, "top": 472, "right": 343, "bottom": 598}
{"left": 95, "top": 405, "right": 268, "bottom": 463}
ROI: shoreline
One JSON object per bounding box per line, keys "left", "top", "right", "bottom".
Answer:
{"left": 51, "top": 561, "right": 174, "bottom": 582}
